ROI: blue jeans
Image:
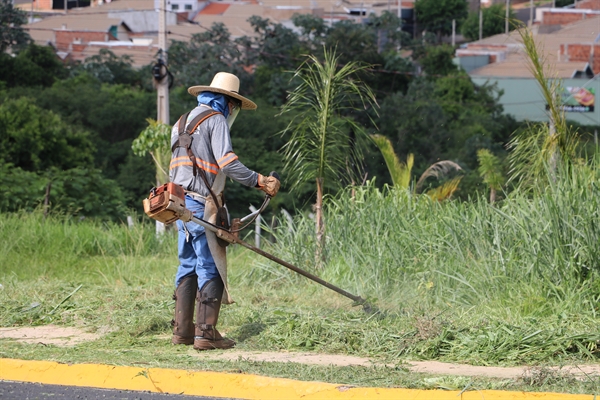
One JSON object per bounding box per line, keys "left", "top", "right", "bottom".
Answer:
{"left": 174, "top": 196, "right": 219, "bottom": 291}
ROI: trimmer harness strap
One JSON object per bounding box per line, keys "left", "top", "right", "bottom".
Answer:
{"left": 172, "top": 110, "right": 223, "bottom": 208}
{"left": 172, "top": 109, "right": 220, "bottom": 178}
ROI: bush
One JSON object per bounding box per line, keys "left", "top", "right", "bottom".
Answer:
{"left": 0, "top": 164, "right": 128, "bottom": 220}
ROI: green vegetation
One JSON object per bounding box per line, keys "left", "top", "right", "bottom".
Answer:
{"left": 462, "top": 4, "right": 517, "bottom": 42}
{"left": 1, "top": 7, "right": 532, "bottom": 220}
{"left": 0, "top": 0, "right": 31, "bottom": 53}
{"left": 414, "top": 0, "right": 468, "bottom": 42}
{"left": 280, "top": 48, "right": 378, "bottom": 260}
{"left": 1, "top": 3, "right": 599, "bottom": 394}
{"left": 1, "top": 171, "right": 598, "bottom": 393}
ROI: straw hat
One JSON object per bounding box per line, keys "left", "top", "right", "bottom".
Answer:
{"left": 188, "top": 72, "right": 257, "bottom": 110}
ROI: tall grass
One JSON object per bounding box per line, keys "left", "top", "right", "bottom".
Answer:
{"left": 267, "top": 160, "right": 600, "bottom": 315}
{"left": 0, "top": 211, "right": 178, "bottom": 331}
{"left": 258, "top": 158, "right": 600, "bottom": 364}
{"left": 1, "top": 163, "right": 599, "bottom": 370}
{"left": 0, "top": 211, "right": 174, "bottom": 271}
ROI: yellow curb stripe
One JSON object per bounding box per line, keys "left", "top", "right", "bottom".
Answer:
{"left": 0, "top": 358, "right": 595, "bottom": 400}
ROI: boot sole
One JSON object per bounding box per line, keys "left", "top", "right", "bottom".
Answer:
{"left": 193, "top": 338, "right": 235, "bottom": 351}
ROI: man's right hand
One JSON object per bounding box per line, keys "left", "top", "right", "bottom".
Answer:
{"left": 257, "top": 174, "right": 280, "bottom": 197}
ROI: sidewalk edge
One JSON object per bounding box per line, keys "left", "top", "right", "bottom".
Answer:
{"left": 0, "top": 358, "right": 595, "bottom": 400}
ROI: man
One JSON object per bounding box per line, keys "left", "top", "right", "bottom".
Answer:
{"left": 169, "top": 72, "right": 280, "bottom": 350}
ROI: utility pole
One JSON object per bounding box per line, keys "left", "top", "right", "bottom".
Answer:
{"left": 479, "top": 8, "right": 483, "bottom": 40}
{"left": 452, "top": 19, "right": 456, "bottom": 45}
{"left": 529, "top": 0, "right": 533, "bottom": 27}
{"left": 398, "top": 0, "right": 402, "bottom": 49}
{"left": 155, "top": 0, "right": 170, "bottom": 236}
{"left": 505, "top": 0, "right": 509, "bottom": 34}
{"left": 157, "top": 0, "right": 169, "bottom": 128}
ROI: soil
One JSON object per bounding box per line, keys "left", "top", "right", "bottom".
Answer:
{"left": 0, "top": 325, "right": 101, "bottom": 346}
{"left": 1, "top": 325, "right": 599, "bottom": 380}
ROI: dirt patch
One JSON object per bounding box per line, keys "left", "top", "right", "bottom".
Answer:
{"left": 0, "top": 325, "right": 101, "bottom": 346}
{"left": 195, "top": 350, "right": 600, "bottom": 380}
{"left": 2, "top": 326, "right": 599, "bottom": 380}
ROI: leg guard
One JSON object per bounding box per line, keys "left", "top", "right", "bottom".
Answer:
{"left": 171, "top": 275, "right": 197, "bottom": 345}
{"left": 193, "top": 277, "right": 235, "bottom": 351}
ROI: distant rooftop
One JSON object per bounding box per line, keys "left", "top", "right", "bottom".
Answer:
{"left": 458, "top": 15, "right": 600, "bottom": 79}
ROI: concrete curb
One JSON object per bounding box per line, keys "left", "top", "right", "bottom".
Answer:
{"left": 0, "top": 358, "right": 596, "bottom": 400}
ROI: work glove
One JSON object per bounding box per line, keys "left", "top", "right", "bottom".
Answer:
{"left": 257, "top": 173, "right": 280, "bottom": 197}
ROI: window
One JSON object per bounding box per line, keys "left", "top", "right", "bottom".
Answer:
{"left": 172, "top": 4, "right": 179, "bottom": 10}
{"left": 184, "top": 4, "right": 192, "bottom": 10}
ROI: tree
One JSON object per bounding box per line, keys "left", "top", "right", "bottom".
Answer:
{"left": 0, "top": 0, "right": 31, "bottom": 53}
{"left": 417, "top": 44, "right": 458, "bottom": 77}
{"left": 324, "top": 15, "right": 413, "bottom": 96}
{"left": 0, "top": 43, "right": 66, "bottom": 88}
{"left": 3, "top": 72, "right": 158, "bottom": 211}
{"left": 477, "top": 149, "right": 504, "bottom": 203}
{"left": 74, "top": 49, "right": 146, "bottom": 87}
{"left": 415, "top": 0, "right": 468, "bottom": 42}
{"left": 25, "top": 73, "right": 156, "bottom": 183}
{"left": 461, "top": 4, "right": 516, "bottom": 42}
{"left": 168, "top": 23, "right": 246, "bottom": 91}
{"left": 0, "top": 97, "right": 95, "bottom": 171}
{"left": 377, "top": 79, "right": 451, "bottom": 169}
{"left": 246, "top": 16, "right": 304, "bottom": 105}
{"left": 368, "top": 10, "right": 413, "bottom": 53}
{"left": 132, "top": 119, "right": 171, "bottom": 186}
{"left": 280, "top": 48, "right": 378, "bottom": 263}
{"left": 290, "top": 13, "right": 328, "bottom": 53}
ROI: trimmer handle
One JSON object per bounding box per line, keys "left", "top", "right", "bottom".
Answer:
{"left": 240, "top": 172, "right": 279, "bottom": 223}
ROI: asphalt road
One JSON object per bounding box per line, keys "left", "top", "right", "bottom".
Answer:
{"left": 0, "top": 381, "right": 241, "bottom": 400}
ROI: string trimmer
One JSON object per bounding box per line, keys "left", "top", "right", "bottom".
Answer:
{"left": 142, "top": 174, "right": 374, "bottom": 313}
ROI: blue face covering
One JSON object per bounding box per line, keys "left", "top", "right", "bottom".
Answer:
{"left": 197, "top": 92, "right": 229, "bottom": 118}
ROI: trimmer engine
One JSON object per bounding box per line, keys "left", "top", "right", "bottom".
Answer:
{"left": 143, "top": 183, "right": 191, "bottom": 224}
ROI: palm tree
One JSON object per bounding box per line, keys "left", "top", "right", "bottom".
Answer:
{"left": 372, "top": 134, "right": 463, "bottom": 200}
{"left": 371, "top": 134, "right": 413, "bottom": 190}
{"left": 279, "top": 47, "right": 378, "bottom": 263}
{"left": 507, "top": 27, "right": 580, "bottom": 191}
{"left": 477, "top": 149, "right": 504, "bottom": 204}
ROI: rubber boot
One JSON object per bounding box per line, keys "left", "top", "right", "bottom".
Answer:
{"left": 193, "top": 277, "right": 235, "bottom": 351}
{"left": 171, "top": 275, "right": 198, "bottom": 345}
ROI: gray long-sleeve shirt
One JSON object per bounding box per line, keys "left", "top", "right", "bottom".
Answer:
{"left": 169, "top": 105, "right": 259, "bottom": 198}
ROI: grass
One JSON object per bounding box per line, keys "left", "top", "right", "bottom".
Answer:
{"left": 1, "top": 165, "right": 599, "bottom": 395}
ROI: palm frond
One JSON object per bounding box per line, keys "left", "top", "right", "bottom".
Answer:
{"left": 371, "top": 134, "right": 413, "bottom": 190}
{"left": 425, "top": 176, "right": 463, "bottom": 201}
{"left": 416, "top": 160, "right": 463, "bottom": 192}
